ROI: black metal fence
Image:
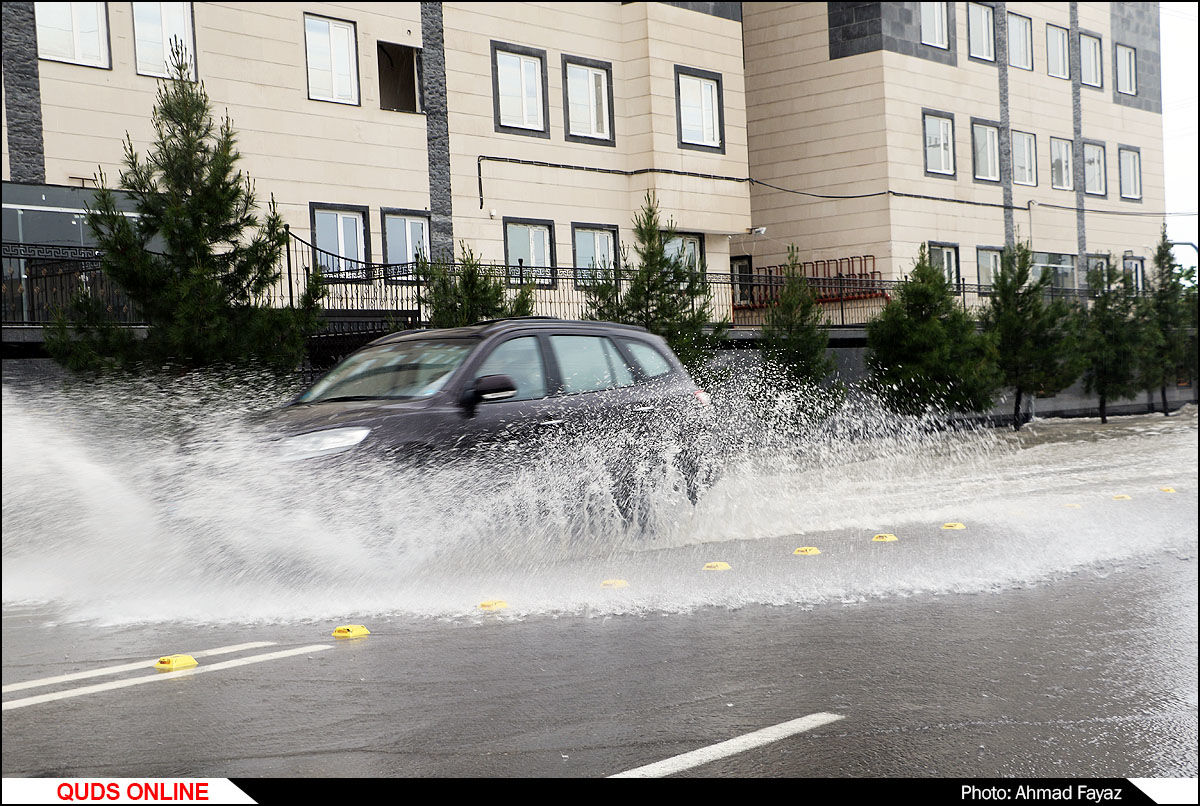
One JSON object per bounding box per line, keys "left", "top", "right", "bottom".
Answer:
{"left": 2, "top": 243, "right": 144, "bottom": 326}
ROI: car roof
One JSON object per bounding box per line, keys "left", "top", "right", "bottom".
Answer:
{"left": 366, "top": 317, "right": 651, "bottom": 347}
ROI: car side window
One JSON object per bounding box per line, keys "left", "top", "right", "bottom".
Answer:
{"left": 549, "top": 335, "right": 635, "bottom": 394}
{"left": 620, "top": 339, "right": 673, "bottom": 380}
{"left": 474, "top": 336, "right": 547, "bottom": 401}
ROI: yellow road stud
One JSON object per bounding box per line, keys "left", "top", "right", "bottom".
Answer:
{"left": 793, "top": 547, "right": 821, "bottom": 555}
{"left": 872, "top": 534, "right": 898, "bottom": 542}
{"left": 1160, "top": 487, "right": 1176, "bottom": 493}
{"left": 1065, "top": 503, "right": 1082, "bottom": 509}
{"left": 1112, "top": 494, "right": 1132, "bottom": 500}
{"left": 478, "top": 600, "right": 508, "bottom": 611}
{"left": 601, "top": 579, "right": 628, "bottom": 589}
{"left": 154, "top": 654, "right": 197, "bottom": 672}
{"left": 942, "top": 522, "right": 966, "bottom": 530}
{"left": 332, "top": 625, "right": 370, "bottom": 639}
{"left": 703, "top": 562, "right": 731, "bottom": 571}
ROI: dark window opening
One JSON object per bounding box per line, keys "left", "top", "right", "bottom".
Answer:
{"left": 378, "top": 42, "right": 421, "bottom": 113}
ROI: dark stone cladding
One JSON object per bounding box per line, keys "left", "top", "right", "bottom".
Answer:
{"left": 829, "top": 2, "right": 957, "bottom": 66}
{"left": 1109, "top": 1, "right": 1161, "bottom": 113}
{"left": 421, "top": 2, "right": 453, "bottom": 258}
{"left": 659, "top": 2, "right": 742, "bottom": 22}
{"left": 2, "top": 2, "right": 46, "bottom": 183}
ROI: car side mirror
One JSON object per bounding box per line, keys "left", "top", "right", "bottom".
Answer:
{"left": 467, "top": 374, "right": 518, "bottom": 405}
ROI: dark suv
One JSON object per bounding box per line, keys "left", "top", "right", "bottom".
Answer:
{"left": 269, "top": 317, "right": 715, "bottom": 504}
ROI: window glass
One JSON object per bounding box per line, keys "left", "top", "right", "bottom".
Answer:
{"left": 1051, "top": 138, "right": 1073, "bottom": 190}
{"left": 505, "top": 222, "right": 553, "bottom": 286}
{"left": 1033, "top": 253, "right": 1077, "bottom": 289}
{"left": 978, "top": 249, "right": 1001, "bottom": 286}
{"left": 298, "top": 339, "right": 475, "bottom": 402}
{"left": 35, "top": 2, "right": 109, "bottom": 67}
{"left": 1119, "top": 149, "right": 1141, "bottom": 200}
{"left": 314, "top": 209, "right": 365, "bottom": 278}
{"left": 1047, "top": 25, "right": 1069, "bottom": 78}
{"left": 1008, "top": 13, "right": 1032, "bottom": 69}
{"left": 133, "top": 2, "right": 194, "bottom": 78}
{"left": 567, "top": 63, "right": 609, "bottom": 138}
{"left": 1116, "top": 45, "right": 1136, "bottom": 95}
{"left": 574, "top": 228, "right": 614, "bottom": 285}
{"left": 930, "top": 245, "right": 958, "bottom": 283}
{"left": 1084, "top": 143, "right": 1106, "bottom": 195}
{"left": 920, "top": 2, "right": 948, "bottom": 48}
{"left": 925, "top": 115, "right": 954, "bottom": 175}
{"left": 665, "top": 235, "right": 701, "bottom": 269}
{"left": 384, "top": 215, "right": 429, "bottom": 267}
{"left": 968, "top": 4, "right": 994, "bottom": 60}
{"left": 621, "top": 340, "right": 672, "bottom": 379}
{"left": 550, "top": 335, "right": 634, "bottom": 394}
{"left": 306, "top": 15, "right": 358, "bottom": 104}
{"left": 678, "top": 73, "right": 720, "bottom": 147}
{"left": 497, "top": 50, "right": 543, "bottom": 129}
{"left": 973, "top": 124, "right": 999, "bottom": 181}
{"left": 1013, "top": 131, "right": 1036, "bottom": 185}
{"left": 1081, "top": 34, "right": 1102, "bottom": 87}
{"left": 475, "top": 336, "right": 547, "bottom": 401}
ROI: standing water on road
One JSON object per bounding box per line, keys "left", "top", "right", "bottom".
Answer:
{"left": 3, "top": 361, "right": 1196, "bottom": 624}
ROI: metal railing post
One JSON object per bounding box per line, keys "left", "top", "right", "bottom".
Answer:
{"left": 838, "top": 272, "right": 845, "bottom": 326}
{"left": 285, "top": 224, "right": 294, "bottom": 308}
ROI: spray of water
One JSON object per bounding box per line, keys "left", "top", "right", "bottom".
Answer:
{"left": 2, "top": 362, "right": 1196, "bottom": 625}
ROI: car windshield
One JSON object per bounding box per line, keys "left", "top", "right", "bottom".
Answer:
{"left": 296, "top": 338, "right": 477, "bottom": 403}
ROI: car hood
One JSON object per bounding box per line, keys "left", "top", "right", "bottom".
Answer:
{"left": 263, "top": 397, "right": 437, "bottom": 436}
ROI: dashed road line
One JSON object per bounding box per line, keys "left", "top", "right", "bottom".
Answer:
{"left": 609, "top": 711, "right": 845, "bottom": 778}
{"left": 2, "top": 644, "right": 330, "bottom": 711}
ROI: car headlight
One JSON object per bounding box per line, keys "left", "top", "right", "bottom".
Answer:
{"left": 277, "top": 427, "right": 371, "bottom": 460}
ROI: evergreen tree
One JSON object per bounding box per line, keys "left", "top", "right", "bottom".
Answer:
{"left": 1076, "top": 254, "right": 1142, "bottom": 423}
{"left": 582, "top": 192, "right": 727, "bottom": 372}
{"left": 866, "top": 243, "right": 1000, "bottom": 415}
{"left": 46, "top": 42, "right": 323, "bottom": 373}
{"left": 761, "top": 244, "right": 835, "bottom": 385}
{"left": 1137, "top": 226, "right": 1192, "bottom": 415}
{"left": 417, "top": 243, "right": 534, "bottom": 328}
{"left": 979, "top": 241, "right": 1083, "bottom": 430}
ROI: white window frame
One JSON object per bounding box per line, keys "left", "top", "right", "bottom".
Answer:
{"left": 34, "top": 2, "right": 110, "bottom": 68}
{"left": 972, "top": 123, "right": 1000, "bottom": 181}
{"left": 977, "top": 248, "right": 1001, "bottom": 286}
{"left": 305, "top": 14, "right": 359, "bottom": 105}
{"left": 1116, "top": 44, "right": 1137, "bottom": 95}
{"left": 565, "top": 62, "right": 610, "bottom": 140}
{"left": 677, "top": 72, "right": 721, "bottom": 149}
{"left": 1081, "top": 34, "right": 1102, "bottom": 87}
{"left": 1012, "top": 131, "right": 1036, "bottom": 186}
{"left": 1007, "top": 12, "right": 1033, "bottom": 70}
{"left": 1119, "top": 149, "right": 1142, "bottom": 200}
{"left": 920, "top": 2, "right": 949, "bottom": 49}
{"left": 132, "top": 3, "right": 195, "bottom": 79}
{"left": 930, "top": 244, "right": 959, "bottom": 284}
{"left": 504, "top": 219, "right": 555, "bottom": 287}
{"left": 1047, "top": 24, "right": 1069, "bottom": 79}
{"left": 665, "top": 234, "right": 702, "bottom": 269}
{"left": 313, "top": 208, "right": 366, "bottom": 277}
{"left": 924, "top": 114, "right": 955, "bottom": 176}
{"left": 574, "top": 228, "right": 615, "bottom": 269}
{"left": 383, "top": 213, "right": 430, "bottom": 267}
{"left": 967, "top": 3, "right": 994, "bottom": 61}
{"left": 496, "top": 50, "right": 544, "bottom": 131}
{"left": 1083, "top": 143, "right": 1106, "bottom": 196}
{"left": 1051, "top": 137, "right": 1074, "bottom": 190}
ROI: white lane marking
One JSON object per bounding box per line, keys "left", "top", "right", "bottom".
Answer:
{"left": 609, "top": 712, "right": 845, "bottom": 778}
{"left": 1, "top": 642, "right": 278, "bottom": 694}
{"left": 2, "top": 645, "right": 330, "bottom": 711}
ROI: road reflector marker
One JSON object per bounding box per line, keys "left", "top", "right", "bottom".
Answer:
{"left": 872, "top": 534, "right": 898, "bottom": 542}
{"left": 1160, "top": 487, "right": 1176, "bottom": 493}
{"left": 601, "top": 579, "right": 628, "bottom": 588}
{"left": 1065, "top": 503, "right": 1082, "bottom": 509}
{"left": 1112, "top": 494, "right": 1132, "bottom": 500}
{"left": 332, "top": 625, "right": 370, "bottom": 639}
{"left": 941, "top": 522, "right": 966, "bottom": 530}
{"left": 153, "top": 655, "right": 197, "bottom": 672}
{"left": 793, "top": 547, "right": 821, "bottom": 555}
{"left": 478, "top": 600, "right": 508, "bottom": 611}
{"left": 703, "top": 562, "right": 731, "bottom": 571}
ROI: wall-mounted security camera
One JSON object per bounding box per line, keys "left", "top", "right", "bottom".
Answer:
{"left": 751, "top": 226, "right": 766, "bottom": 235}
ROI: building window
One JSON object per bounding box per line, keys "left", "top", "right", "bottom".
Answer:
{"left": 972, "top": 123, "right": 999, "bottom": 181}
{"left": 675, "top": 67, "right": 724, "bottom": 152}
{"left": 492, "top": 42, "right": 548, "bottom": 136}
{"left": 132, "top": 3, "right": 195, "bottom": 78}
{"left": 1051, "top": 138, "right": 1073, "bottom": 190}
{"left": 967, "top": 3, "right": 994, "bottom": 61}
{"left": 977, "top": 248, "right": 1001, "bottom": 286}
{"left": 1007, "top": 13, "right": 1032, "bottom": 70}
{"left": 382, "top": 211, "right": 429, "bottom": 279}
{"left": 924, "top": 113, "right": 955, "bottom": 176}
{"left": 312, "top": 206, "right": 368, "bottom": 281}
{"left": 1012, "top": 131, "right": 1036, "bottom": 186}
{"left": 1081, "top": 34, "right": 1102, "bottom": 87}
{"left": 1123, "top": 255, "right": 1146, "bottom": 291}
{"left": 920, "top": 2, "right": 949, "bottom": 49}
{"left": 1047, "top": 24, "right": 1069, "bottom": 79}
{"left": 305, "top": 15, "right": 358, "bottom": 105}
{"left": 572, "top": 224, "right": 617, "bottom": 286}
{"left": 1084, "top": 143, "right": 1106, "bottom": 196}
{"left": 1119, "top": 148, "right": 1142, "bottom": 200}
{"left": 564, "top": 57, "right": 613, "bottom": 144}
{"left": 665, "top": 234, "right": 703, "bottom": 269}
{"left": 378, "top": 42, "right": 421, "bottom": 113}
{"left": 1116, "top": 45, "right": 1137, "bottom": 95}
{"left": 34, "top": 2, "right": 110, "bottom": 68}
{"left": 731, "top": 255, "right": 755, "bottom": 304}
{"left": 503, "top": 218, "right": 556, "bottom": 287}
{"left": 929, "top": 244, "right": 959, "bottom": 284}
{"left": 1034, "top": 252, "right": 1078, "bottom": 289}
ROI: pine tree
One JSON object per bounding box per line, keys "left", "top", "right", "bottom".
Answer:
{"left": 417, "top": 244, "right": 534, "bottom": 328}
{"left": 866, "top": 243, "right": 1000, "bottom": 416}
{"left": 582, "top": 192, "right": 727, "bottom": 372}
{"left": 46, "top": 41, "right": 323, "bottom": 373}
{"left": 1076, "top": 254, "right": 1142, "bottom": 423}
{"left": 761, "top": 244, "right": 835, "bottom": 385}
{"left": 979, "top": 242, "right": 1083, "bottom": 430}
{"left": 1138, "top": 225, "right": 1192, "bottom": 415}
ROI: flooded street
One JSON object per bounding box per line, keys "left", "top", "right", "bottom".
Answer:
{"left": 2, "top": 362, "right": 1196, "bottom": 778}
